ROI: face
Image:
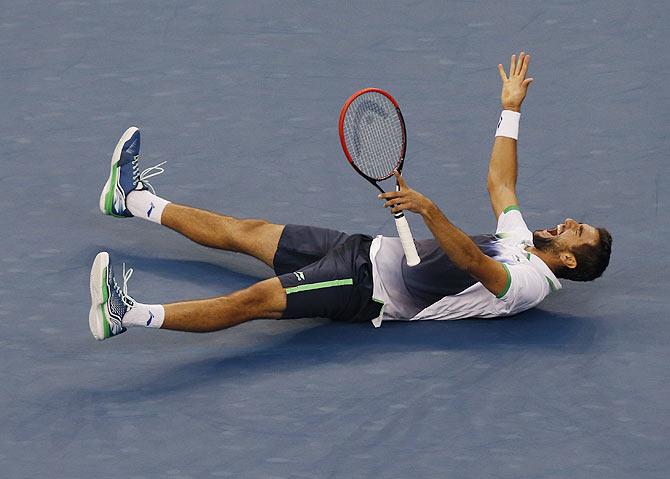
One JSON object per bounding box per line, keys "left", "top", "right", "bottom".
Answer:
{"left": 533, "top": 218, "right": 600, "bottom": 254}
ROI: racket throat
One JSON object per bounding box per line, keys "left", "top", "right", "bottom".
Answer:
{"left": 369, "top": 180, "right": 385, "bottom": 195}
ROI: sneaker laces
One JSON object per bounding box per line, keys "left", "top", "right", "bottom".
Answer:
{"left": 131, "top": 155, "right": 167, "bottom": 194}
{"left": 112, "top": 263, "right": 135, "bottom": 307}
{"left": 121, "top": 263, "right": 134, "bottom": 297}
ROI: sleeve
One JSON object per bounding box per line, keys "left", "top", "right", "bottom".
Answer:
{"left": 495, "top": 205, "right": 533, "bottom": 243}
{"left": 497, "top": 262, "right": 548, "bottom": 312}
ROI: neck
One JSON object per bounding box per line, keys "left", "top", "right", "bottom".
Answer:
{"left": 526, "top": 246, "right": 561, "bottom": 274}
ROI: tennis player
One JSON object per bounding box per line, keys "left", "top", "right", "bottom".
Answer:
{"left": 88, "top": 52, "right": 612, "bottom": 340}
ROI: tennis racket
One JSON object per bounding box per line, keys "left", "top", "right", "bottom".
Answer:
{"left": 339, "top": 88, "right": 420, "bottom": 267}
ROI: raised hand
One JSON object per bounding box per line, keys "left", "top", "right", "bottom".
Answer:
{"left": 498, "top": 51, "right": 534, "bottom": 112}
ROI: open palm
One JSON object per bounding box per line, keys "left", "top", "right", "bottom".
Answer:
{"left": 498, "top": 52, "right": 534, "bottom": 111}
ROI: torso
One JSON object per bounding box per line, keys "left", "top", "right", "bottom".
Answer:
{"left": 401, "top": 235, "right": 502, "bottom": 309}
{"left": 369, "top": 208, "right": 562, "bottom": 324}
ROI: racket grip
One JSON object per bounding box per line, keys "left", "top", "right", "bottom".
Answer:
{"left": 394, "top": 213, "right": 421, "bottom": 267}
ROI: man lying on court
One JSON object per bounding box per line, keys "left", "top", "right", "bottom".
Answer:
{"left": 88, "top": 52, "right": 612, "bottom": 340}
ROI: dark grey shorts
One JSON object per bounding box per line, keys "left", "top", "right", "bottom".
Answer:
{"left": 273, "top": 224, "right": 382, "bottom": 323}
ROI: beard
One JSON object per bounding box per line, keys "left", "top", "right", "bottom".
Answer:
{"left": 533, "top": 230, "right": 560, "bottom": 253}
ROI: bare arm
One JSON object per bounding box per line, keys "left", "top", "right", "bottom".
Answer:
{"left": 380, "top": 173, "right": 510, "bottom": 297}
{"left": 487, "top": 52, "right": 534, "bottom": 218}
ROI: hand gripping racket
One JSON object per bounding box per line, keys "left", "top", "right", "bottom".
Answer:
{"left": 339, "top": 88, "right": 421, "bottom": 266}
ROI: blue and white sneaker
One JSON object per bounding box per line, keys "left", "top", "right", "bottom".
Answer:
{"left": 99, "top": 127, "right": 165, "bottom": 217}
{"left": 88, "top": 252, "right": 135, "bottom": 340}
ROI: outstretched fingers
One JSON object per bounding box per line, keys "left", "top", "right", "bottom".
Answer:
{"left": 498, "top": 63, "right": 508, "bottom": 81}
{"left": 520, "top": 53, "right": 530, "bottom": 77}
{"left": 516, "top": 52, "right": 528, "bottom": 76}
{"left": 503, "top": 51, "right": 532, "bottom": 80}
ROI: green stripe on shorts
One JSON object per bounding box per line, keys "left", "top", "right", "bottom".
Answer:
{"left": 285, "top": 278, "right": 353, "bottom": 295}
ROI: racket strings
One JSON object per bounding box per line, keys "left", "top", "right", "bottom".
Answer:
{"left": 342, "top": 92, "right": 404, "bottom": 180}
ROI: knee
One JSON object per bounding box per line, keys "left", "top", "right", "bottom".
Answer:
{"left": 229, "top": 219, "right": 271, "bottom": 247}
{"left": 238, "top": 278, "right": 286, "bottom": 319}
{"left": 240, "top": 218, "right": 269, "bottom": 233}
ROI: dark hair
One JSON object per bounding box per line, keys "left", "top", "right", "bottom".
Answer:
{"left": 556, "top": 227, "right": 612, "bottom": 281}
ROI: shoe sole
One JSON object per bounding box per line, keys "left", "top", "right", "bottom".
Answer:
{"left": 99, "top": 126, "right": 139, "bottom": 216}
{"left": 89, "top": 251, "right": 111, "bottom": 341}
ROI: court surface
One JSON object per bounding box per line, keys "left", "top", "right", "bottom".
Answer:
{"left": 1, "top": 1, "right": 669, "bottom": 477}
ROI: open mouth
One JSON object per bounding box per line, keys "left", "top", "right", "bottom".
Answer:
{"left": 539, "top": 224, "right": 563, "bottom": 238}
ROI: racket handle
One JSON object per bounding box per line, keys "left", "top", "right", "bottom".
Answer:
{"left": 394, "top": 213, "right": 421, "bottom": 267}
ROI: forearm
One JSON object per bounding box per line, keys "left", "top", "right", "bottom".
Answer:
{"left": 421, "top": 202, "right": 485, "bottom": 273}
{"left": 380, "top": 176, "right": 506, "bottom": 293}
{"left": 487, "top": 135, "right": 518, "bottom": 191}
{"left": 488, "top": 51, "right": 532, "bottom": 193}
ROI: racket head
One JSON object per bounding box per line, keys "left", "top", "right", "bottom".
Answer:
{"left": 339, "top": 88, "right": 407, "bottom": 182}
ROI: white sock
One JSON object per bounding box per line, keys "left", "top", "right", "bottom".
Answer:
{"left": 127, "top": 190, "right": 170, "bottom": 224}
{"left": 123, "top": 303, "right": 165, "bottom": 329}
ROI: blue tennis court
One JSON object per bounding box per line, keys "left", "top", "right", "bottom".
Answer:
{"left": 1, "top": 1, "right": 668, "bottom": 477}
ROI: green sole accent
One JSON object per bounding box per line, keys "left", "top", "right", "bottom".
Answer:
{"left": 496, "top": 264, "right": 512, "bottom": 299}
{"left": 285, "top": 278, "right": 353, "bottom": 294}
{"left": 101, "top": 266, "right": 111, "bottom": 338}
{"left": 104, "top": 163, "right": 119, "bottom": 214}
{"left": 502, "top": 205, "right": 520, "bottom": 214}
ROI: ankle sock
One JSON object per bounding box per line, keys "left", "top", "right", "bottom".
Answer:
{"left": 127, "top": 190, "right": 170, "bottom": 224}
{"left": 123, "top": 303, "right": 165, "bottom": 329}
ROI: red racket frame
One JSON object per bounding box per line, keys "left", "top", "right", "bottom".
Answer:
{"left": 338, "top": 87, "right": 407, "bottom": 190}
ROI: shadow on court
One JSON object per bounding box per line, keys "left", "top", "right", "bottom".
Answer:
{"left": 78, "top": 309, "right": 595, "bottom": 401}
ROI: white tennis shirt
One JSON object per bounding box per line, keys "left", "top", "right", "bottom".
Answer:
{"left": 369, "top": 207, "right": 561, "bottom": 327}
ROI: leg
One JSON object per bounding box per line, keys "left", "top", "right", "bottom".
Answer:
{"left": 98, "top": 127, "right": 283, "bottom": 267}
{"left": 161, "top": 203, "right": 284, "bottom": 268}
{"left": 88, "top": 233, "right": 378, "bottom": 341}
{"left": 161, "top": 278, "right": 286, "bottom": 332}
{"left": 89, "top": 252, "right": 286, "bottom": 340}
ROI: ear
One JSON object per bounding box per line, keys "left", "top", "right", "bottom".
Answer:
{"left": 560, "top": 252, "right": 577, "bottom": 269}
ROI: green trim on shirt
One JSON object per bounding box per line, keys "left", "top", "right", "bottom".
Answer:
{"left": 546, "top": 276, "right": 558, "bottom": 293}
{"left": 503, "top": 205, "right": 520, "bottom": 214}
{"left": 496, "top": 263, "right": 512, "bottom": 299}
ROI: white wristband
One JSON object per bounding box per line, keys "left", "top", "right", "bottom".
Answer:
{"left": 495, "top": 110, "right": 521, "bottom": 140}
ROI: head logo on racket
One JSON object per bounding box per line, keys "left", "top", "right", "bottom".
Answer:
{"left": 339, "top": 88, "right": 420, "bottom": 266}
